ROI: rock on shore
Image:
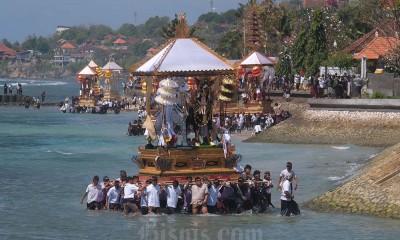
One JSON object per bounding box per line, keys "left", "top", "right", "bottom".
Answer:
{"left": 245, "top": 109, "right": 400, "bottom": 147}
{"left": 303, "top": 142, "right": 400, "bottom": 219}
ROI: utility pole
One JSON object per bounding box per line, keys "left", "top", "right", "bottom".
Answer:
{"left": 134, "top": 11, "right": 137, "bottom": 25}
{"left": 210, "top": 0, "right": 215, "bottom": 12}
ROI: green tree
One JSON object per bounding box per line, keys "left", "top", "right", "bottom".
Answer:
{"left": 258, "top": 0, "right": 290, "bottom": 56}
{"left": 132, "top": 41, "right": 153, "bottom": 58}
{"left": 1, "top": 39, "right": 12, "bottom": 48}
{"left": 161, "top": 15, "right": 180, "bottom": 39}
{"left": 139, "top": 16, "right": 170, "bottom": 38}
{"left": 117, "top": 23, "right": 138, "bottom": 37}
{"left": 215, "top": 30, "right": 243, "bottom": 59}
{"left": 305, "top": 9, "right": 328, "bottom": 76}
{"left": 21, "top": 35, "right": 37, "bottom": 50}
{"left": 198, "top": 12, "right": 223, "bottom": 23}
{"left": 88, "top": 24, "right": 113, "bottom": 39}
{"left": 36, "top": 37, "right": 51, "bottom": 54}
{"left": 276, "top": 50, "right": 292, "bottom": 76}
{"left": 327, "top": 52, "right": 354, "bottom": 70}
{"left": 291, "top": 30, "right": 307, "bottom": 73}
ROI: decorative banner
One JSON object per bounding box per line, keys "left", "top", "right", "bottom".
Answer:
{"left": 252, "top": 66, "right": 261, "bottom": 77}
{"left": 105, "top": 70, "right": 112, "bottom": 78}
{"left": 95, "top": 67, "right": 103, "bottom": 77}
{"left": 187, "top": 77, "right": 196, "bottom": 89}
{"left": 141, "top": 81, "right": 147, "bottom": 93}
{"left": 237, "top": 66, "right": 246, "bottom": 78}
{"left": 77, "top": 75, "right": 84, "bottom": 83}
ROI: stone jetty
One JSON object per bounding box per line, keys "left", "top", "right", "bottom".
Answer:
{"left": 304, "top": 142, "right": 400, "bottom": 219}
{"left": 245, "top": 103, "right": 400, "bottom": 219}
{"left": 0, "top": 94, "right": 31, "bottom": 105}
{"left": 245, "top": 109, "right": 400, "bottom": 147}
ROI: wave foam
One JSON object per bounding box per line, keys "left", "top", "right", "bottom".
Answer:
{"left": 331, "top": 146, "right": 350, "bottom": 150}
{"left": 328, "top": 176, "right": 345, "bottom": 181}
{"left": 54, "top": 150, "right": 75, "bottom": 155}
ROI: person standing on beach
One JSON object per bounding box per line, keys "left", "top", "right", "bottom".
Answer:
{"left": 277, "top": 162, "right": 298, "bottom": 190}
{"left": 4, "top": 83, "right": 7, "bottom": 95}
{"left": 80, "top": 175, "right": 101, "bottom": 210}
{"left": 41, "top": 91, "right": 46, "bottom": 103}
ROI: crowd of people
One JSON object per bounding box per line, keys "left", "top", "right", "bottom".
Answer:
{"left": 59, "top": 97, "right": 138, "bottom": 114}
{"left": 221, "top": 105, "right": 291, "bottom": 135}
{"left": 271, "top": 73, "right": 366, "bottom": 99}
{"left": 127, "top": 119, "right": 145, "bottom": 136}
{"left": 237, "top": 71, "right": 366, "bottom": 104}
{"left": 80, "top": 162, "right": 300, "bottom": 216}
{"left": 3, "top": 82, "right": 23, "bottom": 95}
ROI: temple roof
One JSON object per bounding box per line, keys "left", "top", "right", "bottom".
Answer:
{"left": 133, "top": 38, "right": 234, "bottom": 76}
{"left": 113, "top": 38, "right": 126, "bottom": 44}
{"left": 60, "top": 42, "right": 76, "bottom": 49}
{"left": 78, "top": 66, "right": 97, "bottom": 75}
{"left": 240, "top": 51, "right": 275, "bottom": 66}
{"left": 354, "top": 37, "right": 398, "bottom": 60}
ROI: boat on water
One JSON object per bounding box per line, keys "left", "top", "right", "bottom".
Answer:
{"left": 130, "top": 14, "right": 242, "bottom": 183}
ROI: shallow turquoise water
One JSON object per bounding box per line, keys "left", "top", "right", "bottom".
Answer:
{"left": 0, "top": 79, "right": 399, "bottom": 240}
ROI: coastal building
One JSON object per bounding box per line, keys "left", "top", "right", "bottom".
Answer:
{"left": 53, "top": 42, "right": 77, "bottom": 66}
{"left": 146, "top": 47, "right": 158, "bottom": 57}
{"left": 112, "top": 38, "right": 128, "bottom": 50}
{"left": 56, "top": 25, "right": 71, "bottom": 35}
{"left": 0, "top": 43, "right": 16, "bottom": 60}
{"left": 16, "top": 50, "right": 33, "bottom": 62}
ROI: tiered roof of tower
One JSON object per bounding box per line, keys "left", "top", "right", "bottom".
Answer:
{"left": 244, "top": 2, "right": 264, "bottom": 53}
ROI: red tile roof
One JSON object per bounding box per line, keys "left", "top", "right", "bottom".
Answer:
{"left": 0, "top": 43, "right": 16, "bottom": 56}
{"left": 343, "top": 20, "right": 397, "bottom": 54}
{"left": 354, "top": 37, "right": 399, "bottom": 60}
{"left": 113, "top": 38, "right": 127, "bottom": 44}
{"left": 146, "top": 47, "right": 157, "bottom": 52}
{"left": 60, "top": 42, "right": 76, "bottom": 49}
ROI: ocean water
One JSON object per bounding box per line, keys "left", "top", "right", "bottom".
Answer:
{"left": 1, "top": 79, "right": 400, "bottom": 240}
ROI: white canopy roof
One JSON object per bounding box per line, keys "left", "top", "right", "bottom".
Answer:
{"left": 78, "top": 66, "right": 97, "bottom": 75}
{"left": 240, "top": 51, "right": 275, "bottom": 66}
{"left": 102, "top": 59, "right": 123, "bottom": 70}
{"left": 88, "top": 60, "right": 98, "bottom": 68}
{"left": 135, "top": 38, "right": 234, "bottom": 75}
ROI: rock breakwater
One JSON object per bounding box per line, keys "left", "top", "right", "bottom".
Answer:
{"left": 245, "top": 109, "right": 400, "bottom": 147}
{"left": 303, "top": 142, "right": 400, "bottom": 219}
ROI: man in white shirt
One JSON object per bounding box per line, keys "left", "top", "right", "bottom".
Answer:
{"left": 280, "top": 173, "right": 293, "bottom": 216}
{"left": 277, "top": 162, "right": 298, "bottom": 190}
{"left": 280, "top": 173, "right": 300, "bottom": 216}
{"left": 80, "top": 175, "right": 100, "bottom": 210}
{"left": 123, "top": 176, "right": 139, "bottom": 215}
{"left": 146, "top": 176, "right": 161, "bottom": 214}
{"left": 165, "top": 180, "right": 182, "bottom": 214}
{"left": 106, "top": 179, "right": 122, "bottom": 211}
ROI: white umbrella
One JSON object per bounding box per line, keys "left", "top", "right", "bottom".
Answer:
{"left": 159, "top": 78, "right": 178, "bottom": 89}
{"left": 156, "top": 88, "right": 176, "bottom": 98}
{"left": 155, "top": 95, "right": 176, "bottom": 105}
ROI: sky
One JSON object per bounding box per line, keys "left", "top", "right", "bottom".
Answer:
{"left": 0, "top": 0, "right": 248, "bottom": 43}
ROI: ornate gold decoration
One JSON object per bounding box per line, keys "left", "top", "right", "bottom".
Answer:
{"left": 176, "top": 13, "right": 191, "bottom": 38}
{"left": 191, "top": 158, "right": 205, "bottom": 170}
